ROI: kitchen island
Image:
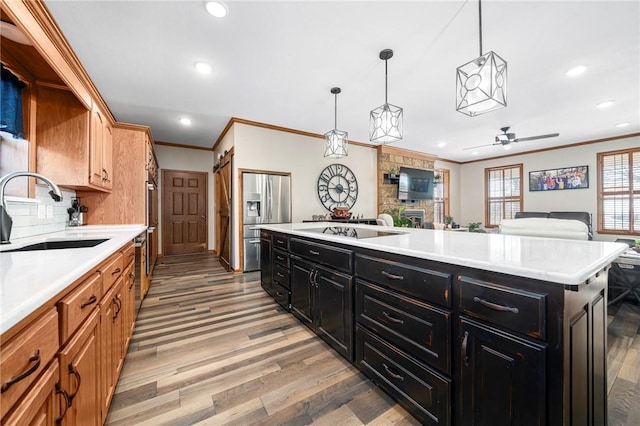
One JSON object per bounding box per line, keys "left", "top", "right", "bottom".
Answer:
{"left": 259, "top": 222, "right": 627, "bottom": 426}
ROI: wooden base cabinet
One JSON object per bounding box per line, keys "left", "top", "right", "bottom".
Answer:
{"left": 57, "top": 310, "right": 101, "bottom": 426}
{"left": 1, "top": 360, "right": 60, "bottom": 426}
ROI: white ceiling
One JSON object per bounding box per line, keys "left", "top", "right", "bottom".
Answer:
{"left": 43, "top": 0, "right": 639, "bottom": 162}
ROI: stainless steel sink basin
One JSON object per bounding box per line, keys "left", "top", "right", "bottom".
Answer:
{"left": 2, "top": 238, "right": 109, "bottom": 252}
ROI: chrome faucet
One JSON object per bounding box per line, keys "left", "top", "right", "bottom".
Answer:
{"left": 0, "top": 171, "right": 63, "bottom": 244}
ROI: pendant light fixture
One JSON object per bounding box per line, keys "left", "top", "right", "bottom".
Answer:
{"left": 370, "top": 49, "right": 403, "bottom": 144}
{"left": 456, "top": 0, "right": 507, "bottom": 116}
{"left": 324, "top": 87, "right": 348, "bottom": 158}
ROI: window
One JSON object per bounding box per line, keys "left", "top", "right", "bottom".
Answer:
{"left": 485, "top": 164, "right": 523, "bottom": 227}
{"left": 433, "top": 169, "right": 449, "bottom": 224}
{"left": 598, "top": 148, "right": 640, "bottom": 234}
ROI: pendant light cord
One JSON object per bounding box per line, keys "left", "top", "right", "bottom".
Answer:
{"left": 334, "top": 92, "right": 338, "bottom": 129}
{"left": 478, "top": 0, "right": 483, "bottom": 56}
{"left": 384, "top": 59, "right": 389, "bottom": 104}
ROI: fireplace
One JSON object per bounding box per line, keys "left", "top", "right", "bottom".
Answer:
{"left": 401, "top": 209, "right": 425, "bottom": 228}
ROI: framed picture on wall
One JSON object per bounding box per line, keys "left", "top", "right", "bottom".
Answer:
{"left": 529, "top": 165, "right": 589, "bottom": 191}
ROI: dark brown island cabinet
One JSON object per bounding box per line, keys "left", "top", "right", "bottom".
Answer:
{"left": 259, "top": 228, "right": 613, "bottom": 426}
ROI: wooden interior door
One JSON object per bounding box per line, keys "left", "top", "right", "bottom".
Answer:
{"left": 162, "top": 170, "right": 208, "bottom": 255}
{"left": 215, "top": 154, "right": 232, "bottom": 271}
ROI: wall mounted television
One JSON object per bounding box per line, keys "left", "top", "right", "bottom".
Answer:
{"left": 398, "top": 167, "right": 434, "bottom": 200}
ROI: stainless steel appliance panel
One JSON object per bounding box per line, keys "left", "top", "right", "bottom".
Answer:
{"left": 243, "top": 224, "right": 261, "bottom": 239}
{"left": 244, "top": 237, "right": 261, "bottom": 272}
{"left": 243, "top": 174, "right": 291, "bottom": 225}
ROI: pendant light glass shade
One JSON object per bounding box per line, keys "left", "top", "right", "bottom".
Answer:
{"left": 456, "top": 0, "right": 507, "bottom": 116}
{"left": 370, "top": 49, "right": 403, "bottom": 144}
{"left": 324, "top": 87, "right": 348, "bottom": 158}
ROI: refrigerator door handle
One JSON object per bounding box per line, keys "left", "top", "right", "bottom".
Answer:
{"left": 248, "top": 239, "right": 261, "bottom": 244}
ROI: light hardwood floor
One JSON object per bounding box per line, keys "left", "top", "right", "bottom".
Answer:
{"left": 106, "top": 253, "right": 640, "bottom": 425}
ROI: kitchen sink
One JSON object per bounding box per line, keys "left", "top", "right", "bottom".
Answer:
{"left": 1, "top": 238, "right": 110, "bottom": 252}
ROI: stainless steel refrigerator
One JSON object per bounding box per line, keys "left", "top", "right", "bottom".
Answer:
{"left": 243, "top": 172, "right": 291, "bottom": 272}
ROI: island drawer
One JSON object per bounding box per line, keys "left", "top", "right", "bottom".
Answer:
{"left": 58, "top": 272, "right": 101, "bottom": 342}
{"left": 99, "top": 252, "right": 124, "bottom": 296}
{"left": 1, "top": 308, "right": 59, "bottom": 419}
{"left": 262, "top": 280, "right": 290, "bottom": 310}
{"left": 356, "top": 326, "right": 451, "bottom": 426}
{"left": 273, "top": 248, "right": 289, "bottom": 268}
{"left": 273, "top": 234, "right": 289, "bottom": 250}
{"left": 356, "top": 280, "right": 451, "bottom": 374}
{"left": 355, "top": 253, "right": 451, "bottom": 308}
{"left": 273, "top": 264, "right": 290, "bottom": 289}
{"left": 290, "top": 238, "right": 353, "bottom": 274}
{"left": 457, "top": 275, "right": 547, "bottom": 340}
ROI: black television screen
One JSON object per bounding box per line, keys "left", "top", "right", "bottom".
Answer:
{"left": 398, "top": 167, "right": 434, "bottom": 200}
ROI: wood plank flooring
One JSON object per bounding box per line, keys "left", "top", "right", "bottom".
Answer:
{"left": 106, "top": 253, "right": 640, "bottom": 425}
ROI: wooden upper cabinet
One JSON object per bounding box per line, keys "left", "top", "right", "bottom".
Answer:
{"left": 35, "top": 85, "right": 113, "bottom": 192}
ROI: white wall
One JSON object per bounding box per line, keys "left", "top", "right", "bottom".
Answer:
{"left": 459, "top": 135, "right": 639, "bottom": 241}
{"left": 230, "top": 123, "right": 378, "bottom": 269}
{"left": 154, "top": 145, "right": 215, "bottom": 254}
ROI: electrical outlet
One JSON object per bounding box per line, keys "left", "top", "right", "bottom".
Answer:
{"left": 38, "top": 204, "right": 46, "bottom": 219}
{"left": 46, "top": 205, "right": 53, "bottom": 218}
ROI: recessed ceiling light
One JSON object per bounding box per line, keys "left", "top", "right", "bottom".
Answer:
{"left": 437, "top": 141, "right": 446, "bottom": 148}
{"left": 616, "top": 122, "right": 631, "bottom": 128}
{"left": 179, "top": 118, "right": 192, "bottom": 126}
{"left": 565, "top": 65, "right": 587, "bottom": 77}
{"left": 205, "top": 1, "right": 228, "bottom": 18}
{"left": 194, "top": 62, "right": 212, "bottom": 74}
{"left": 472, "top": 151, "right": 479, "bottom": 156}
{"left": 597, "top": 100, "right": 616, "bottom": 108}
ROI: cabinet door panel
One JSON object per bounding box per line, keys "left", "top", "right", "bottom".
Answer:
{"left": 316, "top": 265, "right": 352, "bottom": 360}
{"left": 458, "top": 317, "right": 546, "bottom": 426}
{"left": 260, "top": 237, "right": 272, "bottom": 288}
{"left": 290, "top": 257, "right": 313, "bottom": 326}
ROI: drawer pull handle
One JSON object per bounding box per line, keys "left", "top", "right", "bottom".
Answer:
{"left": 80, "top": 295, "right": 97, "bottom": 309}
{"left": 473, "top": 297, "right": 519, "bottom": 314}
{"left": 309, "top": 250, "right": 320, "bottom": 256}
{"left": 275, "top": 291, "right": 283, "bottom": 297}
{"left": 112, "top": 267, "right": 122, "bottom": 275}
{"left": 383, "top": 363, "right": 404, "bottom": 381}
{"left": 1, "top": 350, "right": 41, "bottom": 393}
{"left": 277, "top": 272, "right": 285, "bottom": 278}
{"left": 462, "top": 331, "right": 470, "bottom": 366}
{"left": 276, "top": 256, "right": 284, "bottom": 261}
{"left": 381, "top": 271, "right": 404, "bottom": 280}
{"left": 55, "top": 382, "right": 70, "bottom": 424}
{"left": 276, "top": 239, "right": 285, "bottom": 244}
{"left": 67, "top": 364, "right": 81, "bottom": 403}
{"left": 382, "top": 311, "right": 404, "bottom": 324}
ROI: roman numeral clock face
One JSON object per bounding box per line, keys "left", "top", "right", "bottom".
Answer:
{"left": 317, "top": 164, "right": 358, "bottom": 212}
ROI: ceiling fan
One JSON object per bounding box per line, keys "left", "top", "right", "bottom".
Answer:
{"left": 463, "top": 127, "right": 560, "bottom": 151}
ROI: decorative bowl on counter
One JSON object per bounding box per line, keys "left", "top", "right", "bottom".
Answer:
{"left": 332, "top": 207, "right": 352, "bottom": 219}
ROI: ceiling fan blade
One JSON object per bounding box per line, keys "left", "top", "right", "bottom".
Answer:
{"left": 514, "top": 133, "right": 559, "bottom": 142}
{"left": 462, "top": 143, "right": 496, "bottom": 151}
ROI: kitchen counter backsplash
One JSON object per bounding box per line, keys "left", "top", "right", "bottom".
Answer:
{"left": 5, "top": 184, "right": 76, "bottom": 240}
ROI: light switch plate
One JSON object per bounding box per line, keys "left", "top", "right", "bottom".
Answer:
{"left": 38, "top": 204, "right": 46, "bottom": 219}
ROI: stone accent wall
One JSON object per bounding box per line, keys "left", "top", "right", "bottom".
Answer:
{"left": 377, "top": 145, "right": 437, "bottom": 223}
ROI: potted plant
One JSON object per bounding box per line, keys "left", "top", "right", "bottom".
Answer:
{"left": 389, "top": 167, "right": 398, "bottom": 178}
{"left": 467, "top": 222, "right": 486, "bottom": 233}
{"left": 382, "top": 206, "right": 412, "bottom": 227}
{"left": 444, "top": 215, "right": 454, "bottom": 228}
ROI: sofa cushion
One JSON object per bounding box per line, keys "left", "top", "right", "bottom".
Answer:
{"left": 499, "top": 218, "right": 589, "bottom": 240}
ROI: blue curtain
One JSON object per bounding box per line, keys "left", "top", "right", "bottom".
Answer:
{"left": 1, "top": 63, "right": 26, "bottom": 138}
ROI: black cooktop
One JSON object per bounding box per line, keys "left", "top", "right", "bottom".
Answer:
{"left": 304, "top": 227, "right": 406, "bottom": 239}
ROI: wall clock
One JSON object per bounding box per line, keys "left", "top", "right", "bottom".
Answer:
{"left": 317, "top": 164, "right": 358, "bottom": 212}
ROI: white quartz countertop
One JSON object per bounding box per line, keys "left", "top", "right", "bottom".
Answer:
{"left": 259, "top": 222, "right": 629, "bottom": 286}
{"left": 0, "top": 225, "right": 147, "bottom": 335}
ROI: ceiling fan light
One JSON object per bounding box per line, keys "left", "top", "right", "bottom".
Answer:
{"left": 456, "top": 51, "right": 507, "bottom": 116}
{"left": 502, "top": 143, "right": 512, "bottom": 151}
